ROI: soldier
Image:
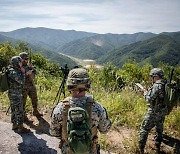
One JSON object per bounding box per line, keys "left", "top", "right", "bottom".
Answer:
{"left": 50, "top": 68, "right": 112, "bottom": 154}
{"left": 19, "top": 52, "right": 42, "bottom": 119}
{"left": 139, "top": 68, "right": 167, "bottom": 153}
{"left": 7, "top": 56, "right": 30, "bottom": 133}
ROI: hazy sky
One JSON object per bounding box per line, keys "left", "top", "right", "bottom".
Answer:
{"left": 0, "top": 0, "right": 180, "bottom": 34}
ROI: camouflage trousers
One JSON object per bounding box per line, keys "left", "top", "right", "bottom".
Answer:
{"left": 139, "top": 108, "right": 166, "bottom": 149}
{"left": 8, "top": 92, "right": 24, "bottom": 126}
{"left": 22, "top": 84, "right": 38, "bottom": 111}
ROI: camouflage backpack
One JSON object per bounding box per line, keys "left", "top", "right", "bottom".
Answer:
{"left": 61, "top": 96, "right": 98, "bottom": 154}
{"left": 164, "top": 82, "right": 180, "bottom": 114}
{"left": 0, "top": 70, "right": 9, "bottom": 92}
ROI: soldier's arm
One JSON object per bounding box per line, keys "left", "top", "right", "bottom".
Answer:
{"left": 28, "top": 64, "right": 37, "bottom": 74}
{"left": 144, "top": 84, "right": 160, "bottom": 103}
{"left": 8, "top": 71, "right": 24, "bottom": 85}
{"left": 97, "top": 104, "right": 112, "bottom": 134}
{"left": 49, "top": 103, "right": 63, "bottom": 137}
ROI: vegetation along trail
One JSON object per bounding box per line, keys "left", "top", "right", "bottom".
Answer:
{"left": 0, "top": 42, "right": 179, "bottom": 153}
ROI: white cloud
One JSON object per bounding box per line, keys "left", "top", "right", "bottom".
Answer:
{"left": 0, "top": 0, "right": 179, "bottom": 33}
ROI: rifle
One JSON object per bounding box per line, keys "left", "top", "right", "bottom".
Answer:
{"left": 169, "top": 68, "right": 174, "bottom": 84}
{"left": 29, "top": 49, "right": 32, "bottom": 64}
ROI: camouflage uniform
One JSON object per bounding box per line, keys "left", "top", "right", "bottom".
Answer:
{"left": 19, "top": 52, "right": 39, "bottom": 114}
{"left": 7, "top": 57, "right": 25, "bottom": 126}
{"left": 22, "top": 64, "right": 38, "bottom": 111}
{"left": 50, "top": 68, "right": 111, "bottom": 154}
{"left": 50, "top": 95, "right": 111, "bottom": 154}
{"left": 139, "top": 69, "right": 167, "bottom": 152}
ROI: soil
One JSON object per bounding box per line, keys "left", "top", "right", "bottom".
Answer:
{"left": 0, "top": 111, "right": 179, "bottom": 154}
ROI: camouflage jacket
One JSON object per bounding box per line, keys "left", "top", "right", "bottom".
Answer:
{"left": 7, "top": 66, "right": 25, "bottom": 94}
{"left": 50, "top": 95, "right": 112, "bottom": 137}
{"left": 22, "top": 64, "right": 36, "bottom": 87}
{"left": 144, "top": 79, "right": 167, "bottom": 113}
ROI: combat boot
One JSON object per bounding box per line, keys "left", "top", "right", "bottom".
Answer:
{"left": 18, "top": 125, "right": 31, "bottom": 133}
{"left": 12, "top": 123, "right": 18, "bottom": 130}
{"left": 33, "top": 109, "right": 43, "bottom": 117}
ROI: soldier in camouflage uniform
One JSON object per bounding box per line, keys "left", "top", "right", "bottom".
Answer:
{"left": 50, "top": 68, "right": 112, "bottom": 154}
{"left": 139, "top": 68, "right": 167, "bottom": 153}
{"left": 7, "top": 56, "right": 30, "bottom": 133}
{"left": 19, "top": 52, "right": 42, "bottom": 118}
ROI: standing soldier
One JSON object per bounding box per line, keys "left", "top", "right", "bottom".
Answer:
{"left": 50, "top": 68, "right": 112, "bottom": 154}
{"left": 139, "top": 68, "right": 167, "bottom": 153}
{"left": 19, "top": 52, "right": 42, "bottom": 119}
{"left": 7, "top": 56, "right": 30, "bottom": 133}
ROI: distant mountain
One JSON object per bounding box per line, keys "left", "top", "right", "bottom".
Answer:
{"left": 59, "top": 32, "right": 156, "bottom": 59}
{"left": 1, "top": 27, "right": 179, "bottom": 67}
{"left": 0, "top": 27, "right": 96, "bottom": 51}
{"left": 161, "top": 31, "right": 180, "bottom": 43}
{"left": 0, "top": 33, "right": 77, "bottom": 68}
{"left": 0, "top": 34, "right": 18, "bottom": 45}
{"left": 97, "top": 34, "right": 180, "bottom": 67}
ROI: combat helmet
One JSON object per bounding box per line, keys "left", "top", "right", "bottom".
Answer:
{"left": 149, "top": 68, "right": 164, "bottom": 78}
{"left": 11, "top": 56, "right": 22, "bottom": 68}
{"left": 19, "top": 52, "right": 28, "bottom": 59}
{"left": 67, "top": 68, "right": 91, "bottom": 90}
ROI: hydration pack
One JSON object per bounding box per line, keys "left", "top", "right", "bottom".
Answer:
{"left": 67, "top": 106, "right": 92, "bottom": 153}
{"left": 61, "top": 96, "right": 98, "bottom": 154}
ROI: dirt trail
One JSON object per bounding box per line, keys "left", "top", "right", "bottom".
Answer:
{"left": 0, "top": 111, "right": 179, "bottom": 154}
{"left": 0, "top": 112, "right": 113, "bottom": 154}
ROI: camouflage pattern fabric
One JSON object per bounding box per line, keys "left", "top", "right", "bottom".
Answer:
{"left": 22, "top": 64, "right": 38, "bottom": 110}
{"left": 50, "top": 95, "right": 112, "bottom": 154}
{"left": 7, "top": 66, "right": 25, "bottom": 126}
{"left": 139, "top": 79, "right": 167, "bottom": 149}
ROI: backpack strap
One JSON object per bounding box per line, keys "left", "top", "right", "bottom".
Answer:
{"left": 61, "top": 97, "right": 71, "bottom": 143}
{"left": 86, "top": 96, "right": 98, "bottom": 152}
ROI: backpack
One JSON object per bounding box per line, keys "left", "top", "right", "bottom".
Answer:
{"left": 164, "top": 82, "right": 180, "bottom": 114}
{"left": 0, "top": 70, "right": 9, "bottom": 92}
{"left": 61, "top": 96, "right": 98, "bottom": 154}
{"left": 68, "top": 107, "right": 92, "bottom": 153}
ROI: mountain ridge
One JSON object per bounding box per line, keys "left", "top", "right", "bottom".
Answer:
{"left": 97, "top": 34, "right": 180, "bottom": 67}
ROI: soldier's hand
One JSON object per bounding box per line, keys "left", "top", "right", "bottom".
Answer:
{"left": 29, "top": 63, "right": 33, "bottom": 68}
{"left": 20, "top": 67, "right": 25, "bottom": 73}
{"left": 142, "top": 88, "right": 147, "bottom": 94}
{"left": 26, "top": 70, "right": 32, "bottom": 76}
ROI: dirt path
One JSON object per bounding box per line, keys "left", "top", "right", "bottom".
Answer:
{"left": 0, "top": 111, "right": 179, "bottom": 154}
{"left": 0, "top": 112, "right": 113, "bottom": 154}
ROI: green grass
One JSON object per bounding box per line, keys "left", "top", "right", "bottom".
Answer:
{"left": 0, "top": 68, "right": 179, "bottom": 153}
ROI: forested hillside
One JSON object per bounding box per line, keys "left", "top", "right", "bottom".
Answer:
{"left": 59, "top": 32, "right": 156, "bottom": 59}
{"left": 97, "top": 34, "right": 180, "bottom": 67}
{"left": 0, "top": 34, "right": 18, "bottom": 45}
{"left": 0, "top": 42, "right": 75, "bottom": 72}
{"left": 0, "top": 36, "right": 77, "bottom": 68}
{"left": 1, "top": 28, "right": 179, "bottom": 68}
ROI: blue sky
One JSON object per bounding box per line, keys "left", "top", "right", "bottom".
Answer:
{"left": 0, "top": 0, "right": 180, "bottom": 34}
